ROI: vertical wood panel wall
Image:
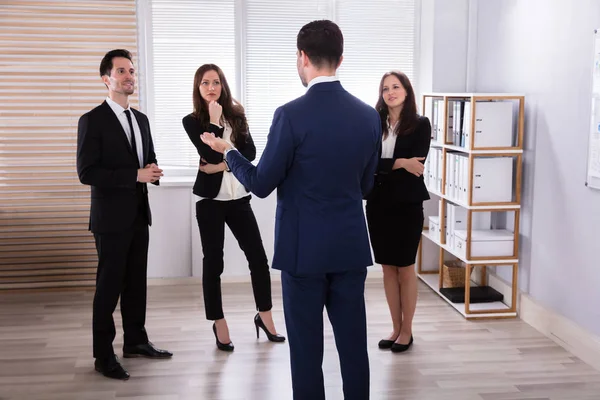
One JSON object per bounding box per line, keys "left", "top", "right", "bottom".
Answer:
{"left": 0, "top": 0, "right": 139, "bottom": 289}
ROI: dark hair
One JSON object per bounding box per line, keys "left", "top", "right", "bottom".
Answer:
{"left": 192, "top": 64, "right": 248, "bottom": 147}
{"left": 297, "top": 20, "right": 343, "bottom": 69}
{"left": 376, "top": 71, "right": 418, "bottom": 138}
{"left": 99, "top": 49, "right": 133, "bottom": 77}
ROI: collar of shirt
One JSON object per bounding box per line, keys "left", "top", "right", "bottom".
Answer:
{"left": 307, "top": 75, "right": 339, "bottom": 90}
{"left": 106, "top": 96, "right": 131, "bottom": 116}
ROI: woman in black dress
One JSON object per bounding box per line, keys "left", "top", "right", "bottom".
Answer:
{"left": 366, "top": 71, "right": 431, "bottom": 353}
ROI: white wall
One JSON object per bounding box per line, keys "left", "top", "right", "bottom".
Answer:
{"left": 475, "top": 0, "right": 600, "bottom": 336}
{"left": 418, "top": 0, "right": 470, "bottom": 94}
{"left": 147, "top": 178, "right": 279, "bottom": 281}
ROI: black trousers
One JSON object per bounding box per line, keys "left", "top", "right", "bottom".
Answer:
{"left": 196, "top": 196, "right": 272, "bottom": 320}
{"left": 92, "top": 193, "right": 149, "bottom": 360}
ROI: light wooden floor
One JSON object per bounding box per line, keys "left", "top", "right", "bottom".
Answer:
{"left": 1, "top": 278, "right": 599, "bottom": 400}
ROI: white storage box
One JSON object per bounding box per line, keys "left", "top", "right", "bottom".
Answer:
{"left": 428, "top": 216, "right": 440, "bottom": 242}
{"left": 472, "top": 157, "right": 514, "bottom": 203}
{"left": 474, "top": 101, "right": 514, "bottom": 148}
{"left": 454, "top": 229, "right": 514, "bottom": 259}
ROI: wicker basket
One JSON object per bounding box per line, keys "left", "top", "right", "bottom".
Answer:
{"left": 442, "top": 260, "right": 471, "bottom": 288}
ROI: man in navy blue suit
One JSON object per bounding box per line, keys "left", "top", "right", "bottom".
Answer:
{"left": 201, "top": 20, "right": 381, "bottom": 400}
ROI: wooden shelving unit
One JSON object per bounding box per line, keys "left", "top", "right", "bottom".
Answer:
{"left": 417, "top": 93, "right": 525, "bottom": 320}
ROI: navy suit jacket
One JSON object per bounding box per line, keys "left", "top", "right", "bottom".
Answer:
{"left": 226, "top": 81, "right": 381, "bottom": 275}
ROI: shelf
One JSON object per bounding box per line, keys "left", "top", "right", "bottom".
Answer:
{"left": 417, "top": 273, "right": 516, "bottom": 319}
{"left": 443, "top": 144, "right": 523, "bottom": 155}
{"left": 426, "top": 187, "right": 521, "bottom": 210}
{"left": 428, "top": 142, "right": 523, "bottom": 154}
{"left": 420, "top": 91, "right": 523, "bottom": 320}
{"left": 421, "top": 230, "right": 518, "bottom": 265}
{"left": 422, "top": 92, "right": 525, "bottom": 98}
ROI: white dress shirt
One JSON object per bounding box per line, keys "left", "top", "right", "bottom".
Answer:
{"left": 105, "top": 96, "right": 144, "bottom": 167}
{"left": 197, "top": 121, "right": 249, "bottom": 202}
{"left": 307, "top": 75, "right": 339, "bottom": 89}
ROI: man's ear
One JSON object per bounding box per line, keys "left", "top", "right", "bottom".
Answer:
{"left": 300, "top": 50, "right": 310, "bottom": 68}
{"left": 101, "top": 74, "right": 110, "bottom": 89}
{"left": 337, "top": 55, "right": 344, "bottom": 69}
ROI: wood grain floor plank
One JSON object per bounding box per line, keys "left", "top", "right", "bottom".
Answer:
{"left": 0, "top": 279, "right": 598, "bottom": 399}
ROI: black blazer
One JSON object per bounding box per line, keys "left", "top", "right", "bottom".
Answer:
{"left": 76, "top": 101, "right": 158, "bottom": 233}
{"left": 182, "top": 114, "right": 256, "bottom": 198}
{"left": 369, "top": 115, "right": 432, "bottom": 203}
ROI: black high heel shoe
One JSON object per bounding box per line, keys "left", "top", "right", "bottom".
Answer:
{"left": 254, "top": 313, "right": 286, "bottom": 343}
{"left": 391, "top": 335, "right": 413, "bottom": 353}
{"left": 212, "top": 323, "right": 234, "bottom": 352}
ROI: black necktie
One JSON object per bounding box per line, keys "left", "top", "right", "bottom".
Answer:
{"left": 124, "top": 109, "right": 140, "bottom": 167}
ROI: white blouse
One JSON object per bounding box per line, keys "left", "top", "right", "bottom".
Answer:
{"left": 196, "top": 121, "right": 249, "bottom": 202}
{"left": 381, "top": 121, "right": 398, "bottom": 159}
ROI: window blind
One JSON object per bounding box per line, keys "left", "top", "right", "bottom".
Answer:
{"left": 148, "top": 0, "right": 237, "bottom": 168}
{"left": 0, "top": 0, "right": 138, "bottom": 290}
{"left": 336, "top": 0, "right": 417, "bottom": 107}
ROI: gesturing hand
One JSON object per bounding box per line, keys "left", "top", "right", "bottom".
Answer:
{"left": 200, "top": 132, "right": 232, "bottom": 154}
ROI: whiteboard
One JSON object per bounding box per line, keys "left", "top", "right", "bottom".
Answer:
{"left": 586, "top": 29, "right": 600, "bottom": 190}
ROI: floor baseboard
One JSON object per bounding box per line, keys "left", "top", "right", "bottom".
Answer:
{"left": 475, "top": 273, "right": 600, "bottom": 372}
{"left": 519, "top": 293, "right": 600, "bottom": 372}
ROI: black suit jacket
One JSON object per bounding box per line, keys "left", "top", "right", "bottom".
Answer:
{"left": 77, "top": 101, "right": 158, "bottom": 233}
{"left": 368, "top": 115, "right": 432, "bottom": 203}
{"left": 182, "top": 114, "right": 256, "bottom": 198}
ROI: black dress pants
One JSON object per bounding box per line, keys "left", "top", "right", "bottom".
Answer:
{"left": 92, "top": 194, "right": 149, "bottom": 360}
{"left": 196, "top": 196, "right": 272, "bottom": 320}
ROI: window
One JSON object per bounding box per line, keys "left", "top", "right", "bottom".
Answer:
{"left": 336, "top": 0, "right": 416, "bottom": 106}
{"left": 141, "top": 0, "right": 418, "bottom": 171}
{"left": 142, "top": 0, "right": 237, "bottom": 169}
{"left": 244, "top": 0, "right": 331, "bottom": 159}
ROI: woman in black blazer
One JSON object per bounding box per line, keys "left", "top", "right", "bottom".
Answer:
{"left": 366, "top": 70, "right": 431, "bottom": 353}
{"left": 182, "top": 64, "right": 284, "bottom": 351}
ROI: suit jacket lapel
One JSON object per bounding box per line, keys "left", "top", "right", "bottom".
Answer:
{"left": 101, "top": 101, "right": 136, "bottom": 158}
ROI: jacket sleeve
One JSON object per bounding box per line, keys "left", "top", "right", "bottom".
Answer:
{"left": 226, "top": 107, "right": 295, "bottom": 198}
{"left": 182, "top": 116, "right": 224, "bottom": 164}
{"left": 413, "top": 116, "right": 432, "bottom": 159}
{"left": 377, "top": 116, "right": 432, "bottom": 173}
{"left": 238, "top": 129, "right": 257, "bottom": 162}
{"left": 362, "top": 123, "right": 382, "bottom": 197}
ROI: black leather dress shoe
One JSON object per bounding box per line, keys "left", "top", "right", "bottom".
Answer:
{"left": 123, "top": 342, "right": 173, "bottom": 359}
{"left": 94, "top": 355, "right": 130, "bottom": 380}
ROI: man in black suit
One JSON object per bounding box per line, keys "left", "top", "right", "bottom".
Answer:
{"left": 77, "top": 49, "right": 172, "bottom": 380}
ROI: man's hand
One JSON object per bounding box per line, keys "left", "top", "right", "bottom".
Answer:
{"left": 138, "top": 163, "right": 163, "bottom": 183}
{"left": 200, "top": 132, "right": 232, "bottom": 154}
{"left": 209, "top": 101, "right": 222, "bottom": 125}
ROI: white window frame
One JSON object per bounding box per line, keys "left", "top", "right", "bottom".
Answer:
{"left": 137, "top": 0, "right": 422, "bottom": 178}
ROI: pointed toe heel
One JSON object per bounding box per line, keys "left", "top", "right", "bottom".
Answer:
{"left": 212, "top": 323, "right": 234, "bottom": 352}
{"left": 254, "top": 313, "right": 286, "bottom": 343}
